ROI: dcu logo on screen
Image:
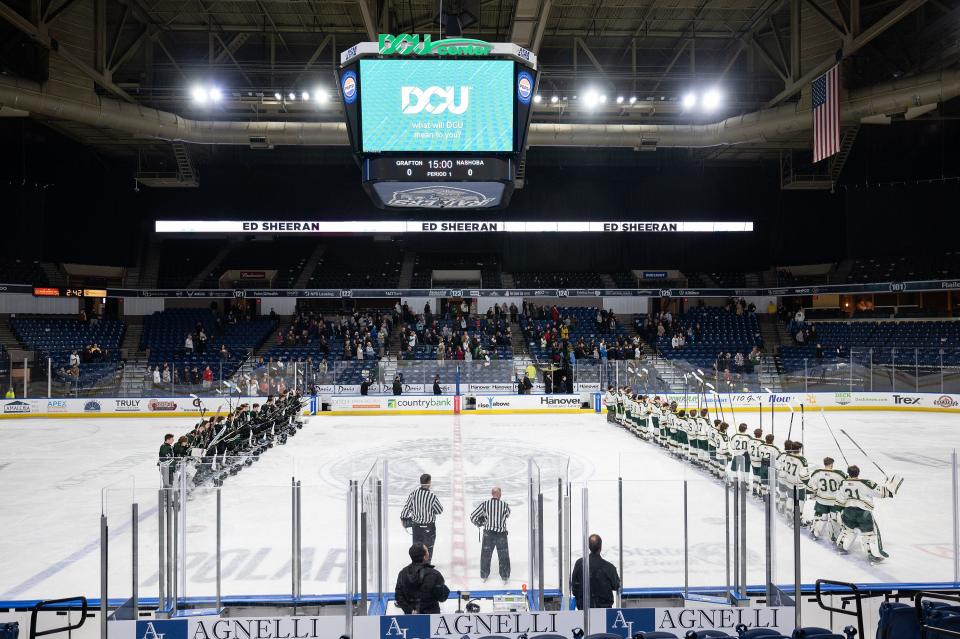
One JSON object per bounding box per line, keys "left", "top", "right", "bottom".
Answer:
{"left": 401, "top": 86, "right": 469, "bottom": 114}
{"left": 517, "top": 71, "right": 534, "bottom": 104}
{"left": 341, "top": 71, "right": 357, "bottom": 104}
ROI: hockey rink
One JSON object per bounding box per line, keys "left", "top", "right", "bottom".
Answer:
{"left": 1, "top": 407, "right": 957, "bottom": 603}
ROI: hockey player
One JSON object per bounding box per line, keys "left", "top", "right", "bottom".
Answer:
{"left": 835, "top": 465, "right": 902, "bottom": 562}
{"left": 728, "top": 423, "right": 752, "bottom": 482}
{"left": 757, "top": 434, "right": 781, "bottom": 498}
{"left": 748, "top": 428, "right": 765, "bottom": 496}
{"left": 776, "top": 441, "right": 810, "bottom": 519}
{"left": 695, "top": 409, "right": 710, "bottom": 466}
{"left": 714, "top": 422, "right": 731, "bottom": 479}
{"left": 667, "top": 409, "right": 682, "bottom": 455}
{"left": 615, "top": 387, "right": 626, "bottom": 425}
{"left": 605, "top": 386, "right": 616, "bottom": 423}
{"left": 808, "top": 457, "right": 847, "bottom": 542}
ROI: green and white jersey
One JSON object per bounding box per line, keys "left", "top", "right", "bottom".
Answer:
{"left": 605, "top": 391, "right": 616, "bottom": 409}
{"left": 748, "top": 436, "right": 764, "bottom": 467}
{"left": 707, "top": 428, "right": 724, "bottom": 452}
{"left": 809, "top": 468, "right": 847, "bottom": 506}
{"left": 837, "top": 477, "right": 891, "bottom": 512}
{"left": 776, "top": 453, "right": 810, "bottom": 488}
{"left": 715, "top": 431, "right": 730, "bottom": 457}
{"left": 695, "top": 418, "right": 710, "bottom": 439}
{"left": 758, "top": 443, "right": 780, "bottom": 467}
{"left": 729, "top": 433, "right": 752, "bottom": 457}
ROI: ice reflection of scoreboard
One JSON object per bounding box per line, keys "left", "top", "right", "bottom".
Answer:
{"left": 339, "top": 37, "right": 538, "bottom": 210}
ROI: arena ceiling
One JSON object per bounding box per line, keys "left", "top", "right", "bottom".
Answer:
{"left": 0, "top": 0, "right": 958, "bottom": 169}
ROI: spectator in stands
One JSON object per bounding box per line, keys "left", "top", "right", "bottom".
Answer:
{"left": 185, "top": 334, "right": 194, "bottom": 353}
{"left": 202, "top": 366, "right": 213, "bottom": 389}
{"left": 161, "top": 364, "right": 171, "bottom": 385}
{"left": 795, "top": 308, "right": 805, "bottom": 324}
{"left": 816, "top": 343, "right": 824, "bottom": 359}
{"left": 734, "top": 351, "right": 745, "bottom": 374}
{"left": 69, "top": 350, "right": 80, "bottom": 368}
{"left": 220, "top": 344, "right": 230, "bottom": 360}
{"left": 393, "top": 374, "right": 403, "bottom": 395}
{"left": 197, "top": 329, "right": 208, "bottom": 354}
{"left": 152, "top": 366, "right": 161, "bottom": 388}
{"left": 4, "top": 387, "right": 13, "bottom": 399}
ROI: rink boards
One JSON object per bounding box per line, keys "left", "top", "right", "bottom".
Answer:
{"left": 1, "top": 391, "right": 958, "bottom": 418}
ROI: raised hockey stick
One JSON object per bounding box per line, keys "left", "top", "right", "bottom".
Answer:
{"left": 764, "top": 387, "right": 774, "bottom": 437}
{"left": 786, "top": 403, "right": 795, "bottom": 442}
{"left": 819, "top": 409, "right": 850, "bottom": 466}
{"left": 801, "top": 403, "right": 805, "bottom": 449}
{"left": 840, "top": 429, "right": 889, "bottom": 478}
{"left": 727, "top": 387, "right": 737, "bottom": 426}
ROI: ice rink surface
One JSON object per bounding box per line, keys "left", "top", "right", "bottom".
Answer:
{"left": 1, "top": 408, "right": 957, "bottom": 602}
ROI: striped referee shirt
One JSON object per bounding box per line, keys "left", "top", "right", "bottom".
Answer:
{"left": 470, "top": 498, "right": 511, "bottom": 533}
{"left": 400, "top": 487, "right": 443, "bottom": 524}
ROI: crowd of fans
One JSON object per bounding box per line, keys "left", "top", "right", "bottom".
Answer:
{"left": 397, "top": 300, "right": 512, "bottom": 361}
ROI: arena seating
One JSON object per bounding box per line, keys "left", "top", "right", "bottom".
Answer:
{"left": 844, "top": 250, "right": 960, "bottom": 283}
{"left": 410, "top": 253, "right": 502, "bottom": 288}
{"left": 521, "top": 306, "right": 634, "bottom": 364}
{"left": 204, "top": 238, "right": 315, "bottom": 289}
{"left": 305, "top": 240, "right": 403, "bottom": 288}
{"left": 10, "top": 316, "right": 125, "bottom": 388}
{"left": 688, "top": 272, "right": 749, "bottom": 287}
{"left": 400, "top": 318, "right": 513, "bottom": 361}
{"left": 650, "top": 307, "right": 763, "bottom": 388}
{"left": 611, "top": 271, "right": 638, "bottom": 288}
{"left": 157, "top": 239, "right": 223, "bottom": 287}
{"left": 780, "top": 320, "right": 960, "bottom": 369}
{"left": 141, "top": 309, "right": 275, "bottom": 383}
{"left": 513, "top": 272, "right": 605, "bottom": 288}
{"left": 0, "top": 257, "right": 48, "bottom": 285}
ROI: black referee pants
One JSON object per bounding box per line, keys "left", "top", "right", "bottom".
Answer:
{"left": 480, "top": 530, "right": 510, "bottom": 580}
{"left": 413, "top": 523, "right": 437, "bottom": 562}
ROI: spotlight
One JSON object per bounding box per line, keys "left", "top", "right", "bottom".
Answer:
{"left": 315, "top": 89, "right": 329, "bottom": 103}
{"left": 550, "top": 95, "right": 559, "bottom": 104}
{"left": 599, "top": 94, "right": 607, "bottom": 103}
{"left": 301, "top": 91, "right": 310, "bottom": 101}
{"left": 682, "top": 92, "right": 697, "bottom": 110}
{"left": 702, "top": 88, "right": 722, "bottom": 111}
{"left": 208, "top": 87, "right": 222, "bottom": 102}
{"left": 288, "top": 92, "right": 296, "bottom": 101}
{"left": 616, "top": 95, "right": 624, "bottom": 104}
{"left": 191, "top": 86, "right": 208, "bottom": 104}
{"left": 629, "top": 96, "right": 637, "bottom": 104}
{"left": 533, "top": 94, "right": 542, "bottom": 103}
{"left": 273, "top": 92, "right": 282, "bottom": 101}
{"left": 583, "top": 89, "right": 599, "bottom": 108}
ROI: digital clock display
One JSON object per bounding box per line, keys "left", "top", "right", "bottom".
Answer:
{"left": 364, "top": 157, "right": 511, "bottom": 181}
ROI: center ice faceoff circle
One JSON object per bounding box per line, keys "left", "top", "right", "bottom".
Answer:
{"left": 318, "top": 435, "right": 594, "bottom": 503}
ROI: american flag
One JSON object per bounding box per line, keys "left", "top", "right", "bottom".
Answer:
{"left": 812, "top": 64, "right": 840, "bottom": 163}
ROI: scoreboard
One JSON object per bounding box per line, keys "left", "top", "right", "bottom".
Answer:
{"left": 339, "top": 35, "right": 538, "bottom": 210}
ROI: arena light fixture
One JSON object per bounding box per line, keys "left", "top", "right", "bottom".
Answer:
{"left": 629, "top": 96, "right": 637, "bottom": 104}
{"left": 273, "top": 92, "right": 282, "bottom": 101}
{"left": 599, "top": 94, "right": 607, "bottom": 103}
{"left": 682, "top": 91, "right": 697, "bottom": 110}
{"left": 582, "top": 89, "right": 599, "bottom": 108}
{"left": 533, "top": 94, "right": 542, "bottom": 103}
{"left": 288, "top": 92, "right": 296, "bottom": 101}
{"left": 616, "top": 95, "right": 624, "bottom": 104}
{"left": 702, "top": 88, "right": 722, "bottom": 112}
{"left": 550, "top": 95, "right": 559, "bottom": 104}
{"left": 315, "top": 89, "right": 330, "bottom": 104}
{"left": 208, "top": 87, "right": 222, "bottom": 102}
{"left": 301, "top": 91, "right": 311, "bottom": 101}
{"left": 190, "top": 85, "right": 208, "bottom": 104}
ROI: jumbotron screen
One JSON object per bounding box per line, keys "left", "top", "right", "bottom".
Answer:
{"left": 359, "top": 58, "right": 514, "bottom": 153}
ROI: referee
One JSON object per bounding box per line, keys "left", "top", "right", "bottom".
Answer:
{"left": 401, "top": 473, "right": 443, "bottom": 562}
{"left": 470, "top": 487, "right": 511, "bottom": 583}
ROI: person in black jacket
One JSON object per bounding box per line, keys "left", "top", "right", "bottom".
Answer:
{"left": 570, "top": 534, "right": 620, "bottom": 609}
{"left": 395, "top": 544, "right": 450, "bottom": 614}
{"left": 158, "top": 434, "right": 175, "bottom": 487}
{"left": 432, "top": 375, "right": 442, "bottom": 395}
{"left": 393, "top": 374, "right": 403, "bottom": 395}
